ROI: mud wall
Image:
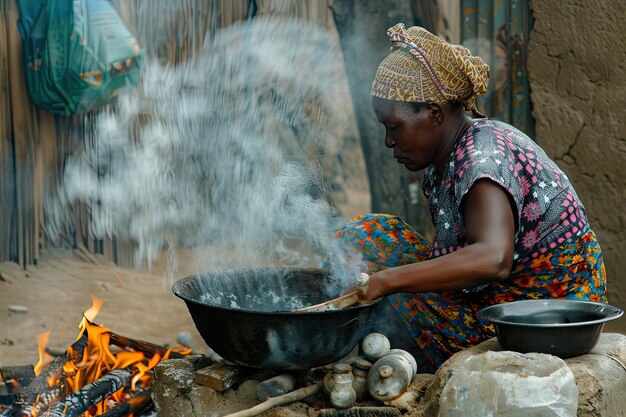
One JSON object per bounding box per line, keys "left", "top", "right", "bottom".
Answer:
{"left": 527, "top": 0, "right": 626, "bottom": 330}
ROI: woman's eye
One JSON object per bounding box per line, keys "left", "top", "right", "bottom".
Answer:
{"left": 387, "top": 124, "right": 399, "bottom": 131}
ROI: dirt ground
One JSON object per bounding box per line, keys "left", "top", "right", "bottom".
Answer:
{"left": 0, "top": 247, "right": 213, "bottom": 366}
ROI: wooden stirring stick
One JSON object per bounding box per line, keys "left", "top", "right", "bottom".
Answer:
{"left": 295, "top": 273, "right": 369, "bottom": 312}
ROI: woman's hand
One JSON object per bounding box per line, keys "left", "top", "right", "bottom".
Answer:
{"left": 362, "top": 270, "right": 392, "bottom": 301}
{"left": 341, "top": 269, "right": 393, "bottom": 302}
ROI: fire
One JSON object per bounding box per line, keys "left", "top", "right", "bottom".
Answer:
{"left": 33, "top": 330, "right": 52, "bottom": 376}
{"left": 83, "top": 293, "right": 103, "bottom": 323}
{"left": 30, "top": 295, "right": 191, "bottom": 416}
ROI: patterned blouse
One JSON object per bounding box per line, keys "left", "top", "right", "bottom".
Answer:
{"left": 332, "top": 119, "right": 605, "bottom": 369}
{"left": 332, "top": 118, "right": 606, "bottom": 369}
{"left": 422, "top": 118, "right": 589, "bottom": 275}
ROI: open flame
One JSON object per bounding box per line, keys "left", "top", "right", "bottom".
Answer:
{"left": 31, "top": 295, "right": 191, "bottom": 416}
{"left": 33, "top": 330, "right": 52, "bottom": 377}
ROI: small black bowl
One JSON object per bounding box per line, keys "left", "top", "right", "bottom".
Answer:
{"left": 477, "top": 299, "right": 623, "bottom": 358}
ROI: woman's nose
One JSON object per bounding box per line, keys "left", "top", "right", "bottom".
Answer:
{"left": 384, "top": 132, "right": 395, "bottom": 148}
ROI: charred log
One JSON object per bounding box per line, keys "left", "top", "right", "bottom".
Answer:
{"left": 40, "top": 369, "right": 130, "bottom": 417}
{"left": 0, "top": 381, "right": 17, "bottom": 405}
{"left": 99, "top": 402, "right": 131, "bottom": 417}
{"left": 9, "top": 323, "right": 177, "bottom": 416}
{"left": 44, "top": 346, "right": 69, "bottom": 358}
{"left": 0, "top": 365, "right": 35, "bottom": 387}
{"left": 0, "top": 367, "right": 31, "bottom": 407}
{"left": 30, "top": 386, "right": 65, "bottom": 416}
{"left": 14, "top": 334, "right": 88, "bottom": 411}
{"left": 109, "top": 332, "right": 183, "bottom": 359}
{"left": 99, "top": 390, "right": 151, "bottom": 417}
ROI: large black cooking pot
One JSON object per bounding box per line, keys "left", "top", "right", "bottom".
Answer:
{"left": 172, "top": 267, "right": 381, "bottom": 370}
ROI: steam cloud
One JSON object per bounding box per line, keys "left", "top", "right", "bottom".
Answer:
{"left": 45, "top": 17, "right": 365, "bottom": 284}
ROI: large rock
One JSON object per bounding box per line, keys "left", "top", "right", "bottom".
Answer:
{"left": 566, "top": 333, "right": 626, "bottom": 417}
{"left": 398, "top": 333, "right": 626, "bottom": 417}
{"left": 152, "top": 334, "right": 626, "bottom": 416}
{"left": 151, "top": 358, "right": 259, "bottom": 417}
{"left": 151, "top": 359, "right": 313, "bottom": 417}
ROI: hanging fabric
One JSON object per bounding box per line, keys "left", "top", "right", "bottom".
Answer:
{"left": 16, "top": 0, "right": 143, "bottom": 115}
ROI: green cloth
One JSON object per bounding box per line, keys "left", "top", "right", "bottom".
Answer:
{"left": 17, "top": 0, "right": 143, "bottom": 115}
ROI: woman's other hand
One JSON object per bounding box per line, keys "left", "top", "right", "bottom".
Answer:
{"left": 340, "top": 270, "right": 390, "bottom": 302}
{"left": 363, "top": 270, "right": 392, "bottom": 301}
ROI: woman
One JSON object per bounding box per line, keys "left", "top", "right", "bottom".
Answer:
{"left": 334, "top": 24, "right": 606, "bottom": 370}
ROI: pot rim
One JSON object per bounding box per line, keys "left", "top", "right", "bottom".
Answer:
{"left": 478, "top": 299, "right": 623, "bottom": 328}
{"left": 171, "top": 267, "right": 382, "bottom": 316}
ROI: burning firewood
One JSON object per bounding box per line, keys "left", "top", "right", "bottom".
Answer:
{"left": 0, "top": 366, "right": 35, "bottom": 387}
{"left": 40, "top": 369, "right": 130, "bottom": 417}
{"left": 11, "top": 334, "right": 88, "bottom": 415}
{"left": 7, "top": 295, "right": 190, "bottom": 417}
{"left": 0, "top": 366, "right": 34, "bottom": 407}
{"left": 99, "top": 390, "right": 151, "bottom": 417}
{"left": 109, "top": 332, "right": 184, "bottom": 359}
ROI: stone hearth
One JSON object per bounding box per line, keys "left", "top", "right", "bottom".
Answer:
{"left": 151, "top": 333, "right": 626, "bottom": 417}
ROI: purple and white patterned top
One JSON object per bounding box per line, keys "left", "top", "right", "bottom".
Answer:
{"left": 422, "top": 118, "right": 588, "bottom": 268}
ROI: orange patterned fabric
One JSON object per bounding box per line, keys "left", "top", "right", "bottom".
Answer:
{"left": 371, "top": 23, "right": 490, "bottom": 113}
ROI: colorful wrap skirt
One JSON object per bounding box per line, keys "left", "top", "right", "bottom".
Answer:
{"left": 334, "top": 213, "right": 607, "bottom": 370}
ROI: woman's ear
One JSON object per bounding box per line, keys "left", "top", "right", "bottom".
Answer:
{"left": 426, "top": 101, "right": 444, "bottom": 125}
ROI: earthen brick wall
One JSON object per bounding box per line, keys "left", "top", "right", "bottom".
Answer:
{"left": 528, "top": 0, "right": 626, "bottom": 330}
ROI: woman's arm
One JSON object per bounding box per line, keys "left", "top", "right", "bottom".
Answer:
{"left": 363, "top": 179, "right": 516, "bottom": 300}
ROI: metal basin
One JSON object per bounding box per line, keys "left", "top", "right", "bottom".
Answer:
{"left": 172, "top": 267, "right": 381, "bottom": 370}
{"left": 478, "top": 299, "right": 623, "bottom": 358}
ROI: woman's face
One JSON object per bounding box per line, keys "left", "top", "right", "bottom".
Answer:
{"left": 372, "top": 96, "right": 441, "bottom": 172}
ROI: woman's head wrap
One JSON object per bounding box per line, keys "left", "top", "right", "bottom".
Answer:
{"left": 371, "top": 23, "right": 490, "bottom": 114}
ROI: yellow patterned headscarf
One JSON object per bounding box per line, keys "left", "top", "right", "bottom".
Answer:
{"left": 371, "top": 23, "right": 490, "bottom": 114}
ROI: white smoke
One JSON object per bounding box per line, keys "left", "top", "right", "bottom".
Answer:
{"left": 45, "top": 16, "right": 365, "bottom": 283}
